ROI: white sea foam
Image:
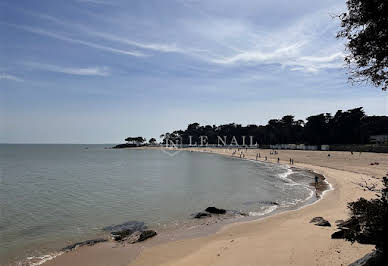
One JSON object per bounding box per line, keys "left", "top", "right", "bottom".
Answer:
{"left": 249, "top": 205, "right": 278, "bottom": 217}
{"left": 25, "top": 252, "right": 63, "bottom": 266}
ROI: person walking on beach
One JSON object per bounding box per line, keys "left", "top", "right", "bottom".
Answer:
{"left": 256, "top": 153, "right": 258, "bottom": 160}
{"left": 265, "top": 156, "right": 267, "bottom": 161}
{"left": 259, "top": 153, "right": 261, "bottom": 158}
{"left": 290, "top": 158, "right": 292, "bottom": 164}
{"left": 277, "top": 157, "right": 280, "bottom": 163}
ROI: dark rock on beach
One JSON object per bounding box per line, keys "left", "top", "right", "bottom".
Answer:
{"left": 194, "top": 212, "right": 212, "bottom": 219}
{"left": 310, "top": 217, "right": 331, "bottom": 227}
{"left": 205, "top": 207, "right": 226, "bottom": 214}
{"left": 138, "top": 230, "right": 157, "bottom": 242}
{"left": 331, "top": 230, "right": 345, "bottom": 239}
{"left": 126, "top": 230, "right": 157, "bottom": 243}
{"left": 103, "top": 221, "right": 156, "bottom": 243}
{"left": 61, "top": 238, "right": 107, "bottom": 252}
{"left": 110, "top": 229, "right": 135, "bottom": 241}
{"left": 103, "top": 221, "right": 147, "bottom": 241}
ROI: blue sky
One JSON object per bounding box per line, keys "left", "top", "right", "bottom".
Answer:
{"left": 0, "top": 0, "right": 387, "bottom": 143}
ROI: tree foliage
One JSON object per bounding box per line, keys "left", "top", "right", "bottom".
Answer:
{"left": 161, "top": 107, "right": 388, "bottom": 145}
{"left": 125, "top": 136, "right": 146, "bottom": 144}
{"left": 337, "top": 0, "right": 388, "bottom": 90}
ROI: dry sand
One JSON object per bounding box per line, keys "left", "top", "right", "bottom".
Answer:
{"left": 44, "top": 148, "right": 388, "bottom": 266}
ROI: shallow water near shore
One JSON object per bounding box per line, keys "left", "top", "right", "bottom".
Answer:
{"left": 0, "top": 145, "right": 319, "bottom": 265}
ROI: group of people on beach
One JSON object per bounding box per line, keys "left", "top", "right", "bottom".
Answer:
{"left": 231, "top": 149, "right": 297, "bottom": 166}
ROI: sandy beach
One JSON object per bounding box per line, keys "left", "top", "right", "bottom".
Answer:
{"left": 43, "top": 148, "right": 388, "bottom": 266}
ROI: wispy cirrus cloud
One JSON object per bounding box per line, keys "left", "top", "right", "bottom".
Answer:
{"left": 186, "top": 5, "right": 346, "bottom": 73}
{"left": 3, "top": 23, "right": 146, "bottom": 57}
{"left": 5, "top": 1, "right": 346, "bottom": 75}
{"left": 24, "top": 62, "right": 110, "bottom": 76}
{"left": 0, "top": 73, "right": 23, "bottom": 82}
{"left": 26, "top": 12, "right": 200, "bottom": 56}
{"left": 212, "top": 43, "right": 344, "bottom": 73}
{"left": 24, "top": 7, "right": 345, "bottom": 74}
{"left": 75, "top": 0, "right": 116, "bottom": 5}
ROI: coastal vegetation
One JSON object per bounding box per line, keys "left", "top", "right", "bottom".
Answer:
{"left": 125, "top": 136, "right": 146, "bottom": 144}
{"left": 149, "top": 138, "right": 157, "bottom": 144}
{"left": 160, "top": 107, "right": 388, "bottom": 146}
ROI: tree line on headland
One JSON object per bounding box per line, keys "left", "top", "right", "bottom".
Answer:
{"left": 160, "top": 107, "right": 388, "bottom": 145}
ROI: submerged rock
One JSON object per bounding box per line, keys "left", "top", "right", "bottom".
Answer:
{"left": 103, "top": 221, "right": 146, "bottom": 232}
{"left": 205, "top": 207, "right": 226, "bottom": 214}
{"left": 61, "top": 238, "right": 107, "bottom": 252}
{"left": 194, "top": 212, "right": 212, "bottom": 219}
{"left": 310, "top": 217, "right": 331, "bottom": 227}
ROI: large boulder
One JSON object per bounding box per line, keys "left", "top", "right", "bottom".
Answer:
{"left": 205, "top": 207, "right": 226, "bottom": 214}
{"left": 310, "top": 217, "right": 331, "bottom": 227}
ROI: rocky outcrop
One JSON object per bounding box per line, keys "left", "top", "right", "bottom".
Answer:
{"left": 310, "top": 217, "right": 331, "bottom": 227}
{"left": 61, "top": 238, "right": 107, "bottom": 252}
{"left": 205, "top": 207, "right": 226, "bottom": 214}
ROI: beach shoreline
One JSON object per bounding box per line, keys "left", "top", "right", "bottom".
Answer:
{"left": 40, "top": 148, "right": 387, "bottom": 266}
